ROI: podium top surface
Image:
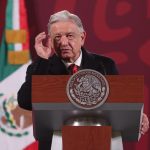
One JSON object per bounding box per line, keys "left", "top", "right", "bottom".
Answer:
{"left": 32, "top": 75, "right": 144, "bottom": 103}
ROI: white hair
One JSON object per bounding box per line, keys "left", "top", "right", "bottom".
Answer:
{"left": 48, "top": 10, "right": 85, "bottom": 34}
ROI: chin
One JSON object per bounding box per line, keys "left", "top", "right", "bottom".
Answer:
{"left": 61, "top": 55, "right": 73, "bottom": 62}
{"left": 61, "top": 53, "right": 72, "bottom": 59}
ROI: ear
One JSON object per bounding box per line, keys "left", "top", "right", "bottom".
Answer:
{"left": 81, "top": 31, "right": 86, "bottom": 46}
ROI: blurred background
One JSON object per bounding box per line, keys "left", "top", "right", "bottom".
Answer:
{"left": 0, "top": 0, "right": 150, "bottom": 149}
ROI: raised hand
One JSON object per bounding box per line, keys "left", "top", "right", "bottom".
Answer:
{"left": 34, "top": 32, "right": 53, "bottom": 59}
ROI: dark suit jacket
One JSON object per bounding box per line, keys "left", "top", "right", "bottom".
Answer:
{"left": 17, "top": 47, "right": 118, "bottom": 110}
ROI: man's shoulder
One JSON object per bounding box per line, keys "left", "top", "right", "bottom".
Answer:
{"left": 28, "top": 54, "right": 57, "bottom": 68}
{"left": 26, "top": 57, "right": 52, "bottom": 74}
{"left": 91, "top": 53, "right": 115, "bottom": 63}
{"left": 82, "top": 48, "right": 115, "bottom": 64}
{"left": 82, "top": 48, "right": 118, "bottom": 74}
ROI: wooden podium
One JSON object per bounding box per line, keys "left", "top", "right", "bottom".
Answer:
{"left": 32, "top": 75, "right": 144, "bottom": 150}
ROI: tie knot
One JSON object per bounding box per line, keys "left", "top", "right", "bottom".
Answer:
{"left": 68, "top": 64, "right": 78, "bottom": 74}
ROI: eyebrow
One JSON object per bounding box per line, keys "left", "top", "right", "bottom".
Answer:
{"left": 54, "top": 32, "right": 76, "bottom": 35}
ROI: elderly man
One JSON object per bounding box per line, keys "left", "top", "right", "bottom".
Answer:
{"left": 17, "top": 10, "right": 149, "bottom": 150}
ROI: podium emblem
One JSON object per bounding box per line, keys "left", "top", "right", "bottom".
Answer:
{"left": 66, "top": 69, "right": 109, "bottom": 110}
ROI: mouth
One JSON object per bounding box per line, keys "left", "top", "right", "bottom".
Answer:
{"left": 61, "top": 49, "right": 71, "bottom": 53}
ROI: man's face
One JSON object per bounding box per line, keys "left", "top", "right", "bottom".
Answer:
{"left": 49, "top": 21, "right": 86, "bottom": 62}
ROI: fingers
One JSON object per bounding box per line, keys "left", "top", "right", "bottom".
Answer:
{"left": 140, "top": 113, "right": 149, "bottom": 135}
{"left": 34, "top": 32, "right": 52, "bottom": 59}
{"left": 35, "top": 32, "right": 47, "bottom": 44}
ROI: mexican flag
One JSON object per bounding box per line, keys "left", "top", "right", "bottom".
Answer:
{"left": 0, "top": 0, "right": 37, "bottom": 149}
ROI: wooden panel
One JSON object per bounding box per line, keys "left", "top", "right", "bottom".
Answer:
{"left": 32, "top": 75, "right": 144, "bottom": 103}
{"left": 62, "top": 126, "right": 111, "bottom": 150}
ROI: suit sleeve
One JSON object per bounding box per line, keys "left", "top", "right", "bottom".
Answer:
{"left": 17, "top": 58, "right": 50, "bottom": 110}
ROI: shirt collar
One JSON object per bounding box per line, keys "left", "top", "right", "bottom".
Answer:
{"left": 62, "top": 50, "right": 82, "bottom": 68}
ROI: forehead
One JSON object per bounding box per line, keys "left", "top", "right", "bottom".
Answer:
{"left": 50, "top": 21, "right": 80, "bottom": 35}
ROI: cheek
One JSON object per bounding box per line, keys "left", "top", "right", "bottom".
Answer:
{"left": 71, "top": 41, "right": 82, "bottom": 51}
{"left": 70, "top": 40, "right": 81, "bottom": 49}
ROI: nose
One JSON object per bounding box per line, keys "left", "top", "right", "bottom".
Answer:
{"left": 60, "top": 35, "right": 69, "bottom": 46}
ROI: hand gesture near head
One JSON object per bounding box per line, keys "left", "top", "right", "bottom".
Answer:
{"left": 34, "top": 32, "right": 53, "bottom": 59}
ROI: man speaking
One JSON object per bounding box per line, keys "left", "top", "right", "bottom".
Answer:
{"left": 17, "top": 10, "right": 149, "bottom": 150}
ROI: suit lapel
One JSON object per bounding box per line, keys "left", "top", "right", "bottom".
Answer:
{"left": 81, "top": 48, "right": 97, "bottom": 70}
{"left": 81, "top": 48, "right": 106, "bottom": 74}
